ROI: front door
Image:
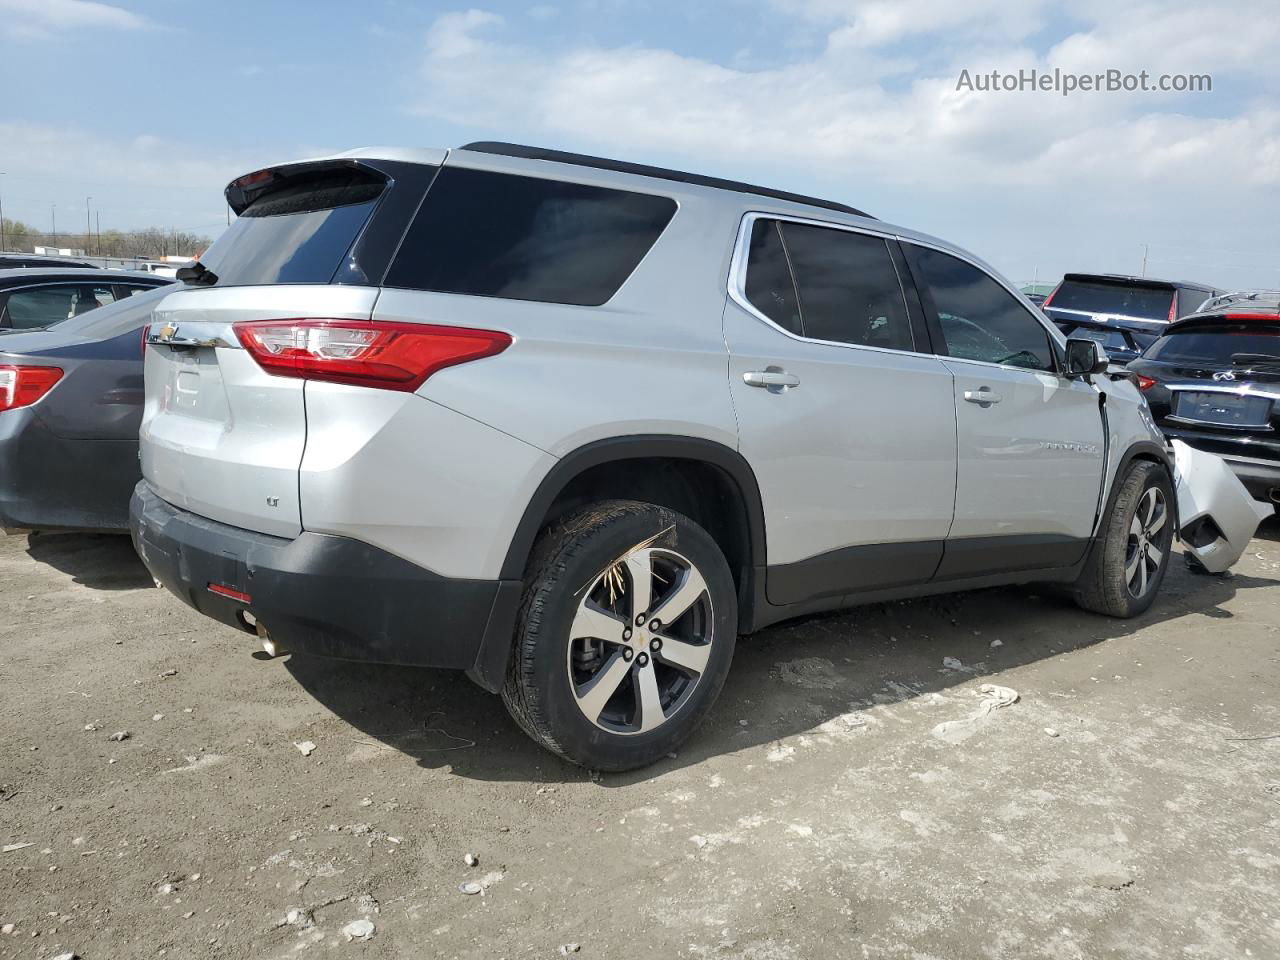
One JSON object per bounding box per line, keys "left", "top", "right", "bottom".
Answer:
{"left": 725, "top": 216, "right": 958, "bottom": 605}
{"left": 905, "top": 244, "right": 1106, "bottom": 578}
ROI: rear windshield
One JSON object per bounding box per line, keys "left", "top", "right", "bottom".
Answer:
{"left": 1051, "top": 280, "right": 1174, "bottom": 321}
{"left": 1147, "top": 323, "right": 1280, "bottom": 364}
{"left": 385, "top": 167, "right": 677, "bottom": 306}
{"left": 197, "top": 167, "right": 387, "bottom": 286}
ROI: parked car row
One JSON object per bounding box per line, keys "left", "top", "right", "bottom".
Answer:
{"left": 1033, "top": 271, "right": 1280, "bottom": 512}
{"left": 1129, "top": 293, "right": 1280, "bottom": 509}
{"left": 1, "top": 143, "right": 1271, "bottom": 770}
{"left": 1042, "top": 273, "right": 1221, "bottom": 365}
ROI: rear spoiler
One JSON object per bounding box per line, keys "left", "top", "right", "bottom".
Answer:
{"left": 223, "top": 159, "right": 389, "bottom": 216}
{"left": 1167, "top": 310, "right": 1280, "bottom": 335}
{"left": 1062, "top": 273, "right": 1178, "bottom": 292}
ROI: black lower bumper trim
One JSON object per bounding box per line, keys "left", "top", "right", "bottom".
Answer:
{"left": 1221, "top": 459, "right": 1280, "bottom": 503}
{"left": 129, "top": 481, "right": 518, "bottom": 671}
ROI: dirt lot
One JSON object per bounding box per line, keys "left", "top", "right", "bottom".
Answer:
{"left": 2, "top": 525, "right": 1280, "bottom": 960}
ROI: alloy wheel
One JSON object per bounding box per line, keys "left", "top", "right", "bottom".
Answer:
{"left": 1125, "top": 486, "right": 1168, "bottom": 598}
{"left": 566, "top": 545, "right": 714, "bottom": 735}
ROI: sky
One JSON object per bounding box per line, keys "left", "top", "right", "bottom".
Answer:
{"left": 0, "top": 0, "right": 1276, "bottom": 288}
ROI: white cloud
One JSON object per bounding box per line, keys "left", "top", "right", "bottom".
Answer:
{"left": 0, "top": 0, "right": 154, "bottom": 36}
{"left": 411, "top": 2, "right": 1280, "bottom": 286}
{"left": 415, "top": 3, "right": 1280, "bottom": 189}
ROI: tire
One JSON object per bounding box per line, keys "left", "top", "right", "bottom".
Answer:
{"left": 502, "top": 499, "right": 737, "bottom": 771}
{"left": 1073, "top": 460, "right": 1175, "bottom": 617}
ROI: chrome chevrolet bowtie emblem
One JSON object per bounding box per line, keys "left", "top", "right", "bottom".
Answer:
{"left": 155, "top": 322, "right": 179, "bottom": 342}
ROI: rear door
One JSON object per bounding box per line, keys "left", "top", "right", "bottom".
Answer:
{"left": 139, "top": 162, "right": 397, "bottom": 537}
{"left": 906, "top": 244, "right": 1106, "bottom": 577}
{"left": 726, "top": 215, "right": 958, "bottom": 605}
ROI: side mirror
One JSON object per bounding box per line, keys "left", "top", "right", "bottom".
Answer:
{"left": 1064, "top": 337, "right": 1109, "bottom": 377}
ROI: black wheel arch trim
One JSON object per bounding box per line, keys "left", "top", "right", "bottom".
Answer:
{"left": 1090, "top": 439, "right": 1175, "bottom": 546}
{"left": 497, "top": 434, "right": 768, "bottom": 582}
{"left": 469, "top": 435, "right": 769, "bottom": 693}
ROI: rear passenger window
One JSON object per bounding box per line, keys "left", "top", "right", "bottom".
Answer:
{"left": 912, "top": 247, "right": 1055, "bottom": 371}
{"left": 385, "top": 168, "right": 677, "bottom": 306}
{"left": 1, "top": 285, "right": 81, "bottom": 329}
{"left": 743, "top": 220, "right": 801, "bottom": 335}
{"left": 780, "top": 223, "right": 912, "bottom": 351}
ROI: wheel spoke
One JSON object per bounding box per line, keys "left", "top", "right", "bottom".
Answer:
{"left": 570, "top": 602, "right": 626, "bottom": 644}
{"left": 625, "top": 548, "right": 655, "bottom": 622}
{"left": 650, "top": 564, "right": 708, "bottom": 626}
{"left": 1146, "top": 542, "right": 1163, "bottom": 569}
{"left": 1147, "top": 502, "right": 1166, "bottom": 535}
{"left": 1130, "top": 516, "right": 1143, "bottom": 539}
{"left": 656, "top": 637, "right": 711, "bottom": 676}
{"left": 1125, "top": 549, "right": 1141, "bottom": 585}
{"left": 635, "top": 660, "right": 666, "bottom": 732}
{"left": 1142, "top": 487, "right": 1158, "bottom": 527}
{"left": 1138, "top": 553, "right": 1149, "bottom": 594}
{"left": 573, "top": 651, "right": 632, "bottom": 723}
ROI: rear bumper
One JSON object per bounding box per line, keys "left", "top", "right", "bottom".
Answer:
{"left": 0, "top": 408, "right": 139, "bottom": 533}
{"left": 129, "top": 481, "right": 522, "bottom": 687}
{"left": 1162, "top": 430, "right": 1280, "bottom": 503}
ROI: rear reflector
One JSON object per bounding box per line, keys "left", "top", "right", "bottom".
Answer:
{"left": 208, "top": 583, "right": 252, "bottom": 604}
{"left": 234, "top": 320, "right": 511, "bottom": 392}
{"left": 0, "top": 365, "right": 64, "bottom": 413}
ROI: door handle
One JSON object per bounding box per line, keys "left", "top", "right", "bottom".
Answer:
{"left": 744, "top": 369, "right": 800, "bottom": 389}
{"left": 963, "top": 387, "right": 1002, "bottom": 407}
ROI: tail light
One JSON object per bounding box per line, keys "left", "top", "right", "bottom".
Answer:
{"left": 234, "top": 320, "right": 511, "bottom": 391}
{"left": 1040, "top": 282, "right": 1062, "bottom": 309}
{"left": 0, "top": 365, "right": 64, "bottom": 413}
{"left": 141, "top": 322, "right": 150, "bottom": 356}
{"left": 1134, "top": 374, "right": 1157, "bottom": 391}
{"left": 1167, "top": 295, "right": 1178, "bottom": 323}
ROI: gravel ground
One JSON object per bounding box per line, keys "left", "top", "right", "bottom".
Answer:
{"left": 2, "top": 523, "right": 1279, "bottom": 960}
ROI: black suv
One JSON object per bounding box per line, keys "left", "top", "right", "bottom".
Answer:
{"left": 1128, "top": 292, "right": 1280, "bottom": 510}
{"left": 1043, "top": 273, "right": 1220, "bottom": 365}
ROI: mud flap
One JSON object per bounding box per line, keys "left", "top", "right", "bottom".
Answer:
{"left": 1173, "top": 440, "right": 1272, "bottom": 574}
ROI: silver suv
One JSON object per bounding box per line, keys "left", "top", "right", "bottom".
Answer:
{"left": 130, "top": 142, "right": 1174, "bottom": 770}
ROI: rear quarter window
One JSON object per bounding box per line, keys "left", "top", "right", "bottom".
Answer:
{"left": 384, "top": 167, "right": 677, "bottom": 306}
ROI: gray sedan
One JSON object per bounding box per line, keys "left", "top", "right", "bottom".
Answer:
{"left": 0, "top": 285, "right": 173, "bottom": 533}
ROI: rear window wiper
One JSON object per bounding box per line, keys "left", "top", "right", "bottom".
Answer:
{"left": 176, "top": 262, "right": 218, "bottom": 286}
{"left": 1231, "top": 352, "right": 1280, "bottom": 365}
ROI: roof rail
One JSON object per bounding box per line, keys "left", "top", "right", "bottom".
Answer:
{"left": 460, "top": 141, "right": 874, "bottom": 220}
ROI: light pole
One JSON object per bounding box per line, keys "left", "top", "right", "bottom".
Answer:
{"left": 85, "top": 196, "right": 92, "bottom": 254}
{"left": 51, "top": 203, "right": 57, "bottom": 247}
{"left": 0, "top": 172, "right": 6, "bottom": 253}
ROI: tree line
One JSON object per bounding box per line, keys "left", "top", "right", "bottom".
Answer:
{"left": 1, "top": 218, "right": 214, "bottom": 259}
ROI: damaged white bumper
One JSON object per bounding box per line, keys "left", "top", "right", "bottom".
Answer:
{"left": 1172, "top": 440, "right": 1272, "bottom": 573}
